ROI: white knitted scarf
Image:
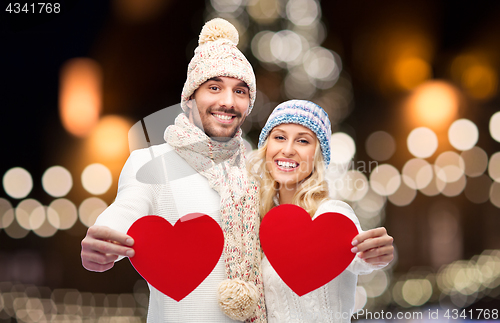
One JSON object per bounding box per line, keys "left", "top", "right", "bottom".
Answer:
{"left": 164, "top": 114, "right": 266, "bottom": 322}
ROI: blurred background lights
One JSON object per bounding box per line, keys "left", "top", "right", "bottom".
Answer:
{"left": 461, "top": 147, "right": 488, "bottom": 177}
{"left": 246, "top": 0, "right": 280, "bottom": 25}
{"left": 441, "top": 174, "right": 466, "bottom": 197}
{"left": 490, "top": 111, "right": 500, "bottom": 142}
{"left": 336, "top": 170, "right": 369, "bottom": 202}
{"left": 270, "top": 30, "right": 304, "bottom": 63}
{"left": 329, "top": 132, "right": 356, "bottom": 165}
{"left": 407, "top": 127, "right": 438, "bottom": 158}
{"left": 88, "top": 115, "right": 132, "bottom": 161}
{"left": 251, "top": 31, "right": 276, "bottom": 64}
{"left": 284, "top": 67, "right": 317, "bottom": 99}
{"left": 112, "top": 0, "right": 169, "bottom": 23}
{"left": 3, "top": 167, "right": 33, "bottom": 199}
{"left": 79, "top": 197, "right": 108, "bottom": 227}
{"left": 303, "top": 47, "right": 341, "bottom": 83}
{"left": 402, "top": 279, "right": 432, "bottom": 306}
{"left": 286, "top": 0, "right": 320, "bottom": 26}
{"left": 15, "top": 199, "right": 43, "bottom": 230}
{"left": 59, "top": 58, "right": 102, "bottom": 137}
{"left": 450, "top": 53, "right": 499, "bottom": 100}
{"left": 0, "top": 198, "right": 14, "bottom": 229}
{"left": 488, "top": 152, "right": 500, "bottom": 182}
{"left": 42, "top": 166, "right": 73, "bottom": 198}
{"left": 448, "top": 119, "right": 479, "bottom": 151}
{"left": 47, "top": 198, "right": 78, "bottom": 230}
{"left": 434, "top": 151, "right": 465, "bottom": 183}
{"left": 464, "top": 175, "right": 492, "bottom": 204}
{"left": 81, "top": 164, "right": 113, "bottom": 195}
{"left": 406, "top": 81, "right": 459, "bottom": 130}
{"left": 365, "top": 131, "right": 396, "bottom": 161}
{"left": 388, "top": 181, "right": 417, "bottom": 206}
{"left": 370, "top": 164, "right": 401, "bottom": 196}
{"left": 393, "top": 56, "right": 432, "bottom": 91}
{"left": 402, "top": 158, "right": 433, "bottom": 189}
{"left": 210, "top": 0, "right": 243, "bottom": 13}
{"left": 490, "top": 182, "right": 500, "bottom": 208}
{"left": 358, "top": 270, "right": 389, "bottom": 298}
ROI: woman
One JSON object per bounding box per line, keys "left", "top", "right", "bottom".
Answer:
{"left": 248, "top": 100, "right": 394, "bottom": 322}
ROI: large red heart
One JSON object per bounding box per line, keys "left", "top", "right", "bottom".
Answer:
{"left": 260, "top": 204, "right": 358, "bottom": 296}
{"left": 127, "top": 214, "right": 224, "bottom": 301}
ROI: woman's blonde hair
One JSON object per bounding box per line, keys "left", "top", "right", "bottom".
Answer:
{"left": 247, "top": 136, "right": 329, "bottom": 219}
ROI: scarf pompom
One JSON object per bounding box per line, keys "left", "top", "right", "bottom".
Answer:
{"left": 217, "top": 279, "right": 258, "bottom": 321}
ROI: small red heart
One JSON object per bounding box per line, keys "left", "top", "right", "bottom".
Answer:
{"left": 127, "top": 214, "right": 224, "bottom": 301}
{"left": 260, "top": 204, "right": 358, "bottom": 296}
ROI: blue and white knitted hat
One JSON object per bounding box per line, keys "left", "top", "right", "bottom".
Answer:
{"left": 258, "top": 100, "right": 332, "bottom": 166}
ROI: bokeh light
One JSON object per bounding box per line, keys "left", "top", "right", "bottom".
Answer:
{"left": 365, "top": 131, "right": 396, "bottom": 162}
{"left": 490, "top": 182, "right": 500, "bottom": 208}
{"left": 388, "top": 181, "right": 417, "bottom": 206}
{"left": 81, "top": 164, "right": 113, "bottom": 195}
{"left": 402, "top": 158, "right": 433, "bottom": 189}
{"left": 88, "top": 115, "right": 132, "bottom": 161}
{"left": 59, "top": 58, "right": 102, "bottom": 137}
{"left": 336, "top": 170, "right": 369, "bottom": 202}
{"left": 329, "top": 133, "right": 356, "bottom": 165}
{"left": 461, "top": 146, "right": 488, "bottom": 177}
{"left": 358, "top": 270, "right": 389, "bottom": 298}
{"left": 0, "top": 198, "right": 14, "bottom": 229}
{"left": 488, "top": 152, "right": 500, "bottom": 182}
{"left": 286, "top": 0, "right": 320, "bottom": 26}
{"left": 16, "top": 199, "right": 44, "bottom": 230}
{"left": 370, "top": 164, "right": 401, "bottom": 196}
{"left": 47, "top": 199, "right": 78, "bottom": 230}
{"left": 461, "top": 64, "right": 498, "bottom": 100}
{"left": 490, "top": 111, "right": 500, "bottom": 143}
{"left": 270, "top": 30, "right": 304, "bottom": 64}
{"left": 393, "top": 57, "right": 432, "bottom": 91}
{"left": 3, "top": 167, "right": 33, "bottom": 199}
{"left": 406, "top": 81, "right": 459, "bottom": 130}
{"left": 251, "top": 31, "right": 276, "bottom": 64}
{"left": 441, "top": 174, "right": 466, "bottom": 197}
{"left": 402, "top": 279, "right": 432, "bottom": 306}
{"left": 434, "top": 151, "right": 465, "bottom": 183}
{"left": 246, "top": 0, "right": 280, "bottom": 25}
{"left": 303, "top": 47, "right": 341, "bottom": 83}
{"left": 210, "top": 0, "right": 243, "bottom": 13}
{"left": 464, "top": 175, "right": 491, "bottom": 204}
{"left": 448, "top": 119, "right": 479, "bottom": 151}
{"left": 42, "top": 166, "right": 73, "bottom": 198}
{"left": 353, "top": 286, "right": 367, "bottom": 313}
{"left": 79, "top": 197, "right": 108, "bottom": 227}
{"left": 113, "top": 0, "right": 169, "bottom": 23}
{"left": 407, "top": 127, "right": 438, "bottom": 158}
{"left": 419, "top": 168, "right": 443, "bottom": 196}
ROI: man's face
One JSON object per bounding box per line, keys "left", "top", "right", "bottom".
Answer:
{"left": 187, "top": 76, "right": 250, "bottom": 141}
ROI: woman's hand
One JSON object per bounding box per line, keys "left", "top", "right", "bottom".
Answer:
{"left": 351, "top": 227, "right": 394, "bottom": 266}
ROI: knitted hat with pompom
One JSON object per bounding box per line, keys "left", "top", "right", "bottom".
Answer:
{"left": 181, "top": 18, "right": 256, "bottom": 114}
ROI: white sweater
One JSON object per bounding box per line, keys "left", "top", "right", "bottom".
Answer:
{"left": 262, "top": 200, "right": 385, "bottom": 323}
{"left": 94, "top": 143, "right": 240, "bottom": 323}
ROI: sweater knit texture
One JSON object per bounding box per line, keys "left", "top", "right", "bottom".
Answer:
{"left": 262, "top": 199, "right": 386, "bottom": 323}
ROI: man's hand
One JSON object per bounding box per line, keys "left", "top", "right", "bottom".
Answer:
{"left": 81, "top": 225, "right": 135, "bottom": 272}
{"left": 351, "top": 227, "right": 394, "bottom": 266}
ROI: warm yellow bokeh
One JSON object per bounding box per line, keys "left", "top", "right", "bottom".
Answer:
{"left": 393, "top": 56, "right": 432, "bottom": 90}
{"left": 450, "top": 53, "right": 498, "bottom": 100}
{"left": 406, "top": 81, "right": 460, "bottom": 131}
{"left": 88, "top": 115, "right": 133, "bottom": 161}
{"left": 59, "top": 58, "right": 102, "bottom": 137}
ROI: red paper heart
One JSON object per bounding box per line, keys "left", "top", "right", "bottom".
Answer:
{"left": 260, "top": 204, "right": 358, "bottom": 296}
{"left": 127, "top": 214, "right": 224, "bottom": 301}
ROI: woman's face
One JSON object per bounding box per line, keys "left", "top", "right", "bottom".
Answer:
{"left": 265, "top": 124, "right": 317, "bottom": 189}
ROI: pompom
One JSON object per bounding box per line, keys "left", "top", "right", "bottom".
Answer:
{"left": 199, "top": 18, "right": 239, "bottom": 46}
{"left": 217, "top": 279, "right": 258, "bottom": 321}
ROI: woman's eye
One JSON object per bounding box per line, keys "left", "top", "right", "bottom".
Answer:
{"left": 298, "top": 139, "right": 310, "bottom": 144}
{"left": 274, "top": 135, "right": 285, "bottom": 140}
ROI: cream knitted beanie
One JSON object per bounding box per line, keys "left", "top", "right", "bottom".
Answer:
{"left": 181, "top": 18, "right": 256, "bottom": 114}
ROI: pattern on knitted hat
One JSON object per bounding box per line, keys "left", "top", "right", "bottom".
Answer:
{"left": 258, "top": 100, "right": 332, "bottom": 166}
{"left": 181, "top": 18, "right": 256, "bottom": 114}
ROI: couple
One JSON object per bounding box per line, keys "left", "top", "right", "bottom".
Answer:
{"left": 80, "top": 18, "right": 393, "bottom": 322}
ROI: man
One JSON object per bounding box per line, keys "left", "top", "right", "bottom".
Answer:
{"left": 81, "top": 18, "right": 266, "bottom": 322}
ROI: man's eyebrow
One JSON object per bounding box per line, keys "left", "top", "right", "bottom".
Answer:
{"left": 206, "top": 77, "right": 249, "bottom": 89}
